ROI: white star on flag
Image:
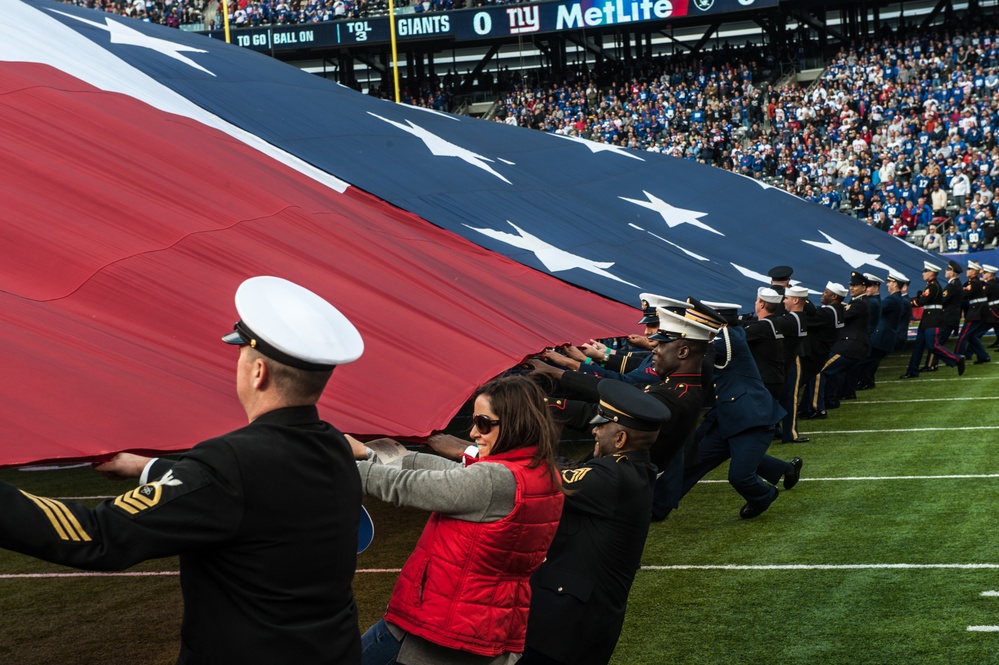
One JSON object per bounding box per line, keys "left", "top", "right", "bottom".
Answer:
{"left": 550, "top": 134, "right": 645, "bottom": 161}
{"left": 368, "top": 113, "right": 511, "bottom": 184}
{"left": 465, "top": 221, "right": 638, "bottom": 287}
{"left": 802, "top": 231, "right": 895, "bottom": 272}
{"left": 51, "top": 10, "right": 214, "bottom": 76}
{"left": 620, "top": 191, "right": 724, "bottom": 236}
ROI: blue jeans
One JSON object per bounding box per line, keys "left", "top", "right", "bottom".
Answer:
{"left": 361, "top": 618, "right": 402, "bottom": 665}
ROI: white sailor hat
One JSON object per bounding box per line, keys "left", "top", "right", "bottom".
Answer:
{"left": 638, "top": 293, "right": 689, "bottom": 324}
{"left": 825, "top": 282, "right": 848, "bottom": 297}
{"left": 222, "top": 276, "right": 364, "bottom": 371}
{"left": 923, "top": 261, "right": 942, "bottom": 273}
{"left": 757, "top": 287, "right": 783, "bottom": 304}
{"left": 862, "top": 272, "right": 884, "bottom": 284}
{"left": 967, "top": 260, "right": 983, "bottom": 271}
{"left": 983, "top": 264, "right": 998, "bottom": 274}
{"left": 887, "top": 270, "right": 910, "bottom": 284}
{"left": 785, "top": 286, "right": 809, "bottom": 298}
{"left": 649, "top": 307, "right": 717, "bottom": 343}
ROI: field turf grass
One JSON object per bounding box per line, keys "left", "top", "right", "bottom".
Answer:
{"left": 0, "top": 352, "right": 996, "bottom": 664}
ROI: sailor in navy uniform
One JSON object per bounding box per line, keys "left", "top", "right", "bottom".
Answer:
{"left": 777, "top": 286, "right": 810, "bottom": 442}
{"left": 523, "top": 381, "right": 670, "bottom": 665}
{"left": 819, "top": 272, "right": 869, "bottom": 409}
{"left": 743, "top": 287, "right": 791, "bottom": 398}
{"left": 0, "top": 276, "right": 365, "bottom": 665}
{"left": 800, "top": 282, "right": 847, "bottom": 420}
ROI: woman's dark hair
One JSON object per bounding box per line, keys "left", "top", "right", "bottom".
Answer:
{"left": 473, "top": 375, "right": 562, "bottom": 489}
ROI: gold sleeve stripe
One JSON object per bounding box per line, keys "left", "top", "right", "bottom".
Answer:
{"left": 38, "top": 496, "right": 93, "bottom": 543}
{"left": 20, "top": 492, "right": 92, "bottom": 542}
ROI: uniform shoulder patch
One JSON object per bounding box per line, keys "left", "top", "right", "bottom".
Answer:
{"left": 113, "top": 469, "right": 183, "bottom": 515}
{"left": 561, "top": 467, "right": 593, "bottom": 484}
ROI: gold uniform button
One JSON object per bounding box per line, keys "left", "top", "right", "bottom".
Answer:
{"left": 557, "top": 586, "right": 564, "bottom": 593}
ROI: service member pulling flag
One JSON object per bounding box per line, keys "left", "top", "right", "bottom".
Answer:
{"left": 0, "top": 276, "right": 365, "bottom": 665}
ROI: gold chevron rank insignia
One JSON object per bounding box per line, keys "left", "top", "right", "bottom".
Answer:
{"left": 20, "top": 491, "right": 92, "bottom": 542}
{"left": 561, "top": 468, "right": 593, "bottom": 484}
{"left": 114, "top": 484, "right": 163, "bottom": 515}
{"left": 113, "top": 469, "right": 183, "bottom": 515}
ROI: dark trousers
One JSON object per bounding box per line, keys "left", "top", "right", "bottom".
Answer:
{"left": 858, "top": 347, "right": 889, "bottom": 387}
{"left": 681, "top": 424, "right": 781, "bottom": 510}
{"left": 908, "top": 327, "right": 960, "bottom": 374}
{"left": 956, "top": 320, "right": 990, "bottom": 361}
{"left": 779, "top": 357, "right": 803, "bottom": 441}
{"left": 651, "top": 450, "right": 684, "bottom": 520}
{"left": 819, "top": 354, "right": 858, "bottom": 409}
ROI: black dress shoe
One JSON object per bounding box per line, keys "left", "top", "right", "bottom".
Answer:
{"left": 841, "top": 394, "right": 857, "bottom": 400}
{"left": 801, "top": 410, "right": 827, "bottom": 420}
{"left": 739, "top": 488, "right": 778, "bottom": 520}
{"left": 957, "top": 357, "right": 966, "bottom": 376}
{"left": 784, "top": 457, "right": 803, "bottom": 490}
{"left": 974, "top": 357, "right": 991, "bottom": 364}
{"left": 856, "top": 383, "right": 875, "bottom": 390}
{"left": 781, "top": 437, "right": 810, "bottom": 444}
{"left": 899, "top": 373, "right": 919, "bottom": 379}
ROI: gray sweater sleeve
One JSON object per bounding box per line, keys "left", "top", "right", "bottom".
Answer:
{"left": 357, "top": 453, "right": 516, "bottom": 522}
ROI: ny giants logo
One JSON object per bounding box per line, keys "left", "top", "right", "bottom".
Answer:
{"left": 507, "top": 5, "right": 540, "bottom": 34}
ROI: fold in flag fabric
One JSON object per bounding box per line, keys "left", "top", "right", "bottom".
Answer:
{"left": 2, "top": 0, "right": 930, "bottom": 465}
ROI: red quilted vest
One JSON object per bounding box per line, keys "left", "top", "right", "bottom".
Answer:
{"left": 384, "top": 447, "right": 563, "bottom": 657}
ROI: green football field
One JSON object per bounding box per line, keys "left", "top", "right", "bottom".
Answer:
{"left": 0, "top": 353, "right": 996, "bottom": 664}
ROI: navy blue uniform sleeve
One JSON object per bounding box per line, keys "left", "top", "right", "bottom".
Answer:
{"left": 0, "top": 441, "right": 244, "bottom": 571}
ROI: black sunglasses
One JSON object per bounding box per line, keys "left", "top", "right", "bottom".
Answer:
{"left": 472, "top": 414, "right": 500, "bottom": 435}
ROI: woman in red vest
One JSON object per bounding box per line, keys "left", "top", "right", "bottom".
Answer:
{"left": 352, "top": 375, "right": 564, "bottom": 665}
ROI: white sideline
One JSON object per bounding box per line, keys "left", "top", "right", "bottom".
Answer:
{"left": 840, "top": 396, "right": 994, "bottom": 404}
{"left": 640, "top": 563, "right": 999, "bottom": 570}
{"left": 697, "top": 474, "right": 999, "bottom": 483}
{"left": 817, "top": 426, "right": 997, "bottom": 434}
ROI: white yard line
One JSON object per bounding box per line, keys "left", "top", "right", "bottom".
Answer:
{"left": 641, "top": 563, "right": 999, "bottom": 570}
{"left": 967, "top": 626, "right": 999, "bottom": 632}
{"left": 839, "top": 396, "right": 994, "bottom": 404}
{"left": 815, "top": 426, "right": 997, "bottom": 434}
{"left": 697, "top": 474, "right": 999, "bottom": 483}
